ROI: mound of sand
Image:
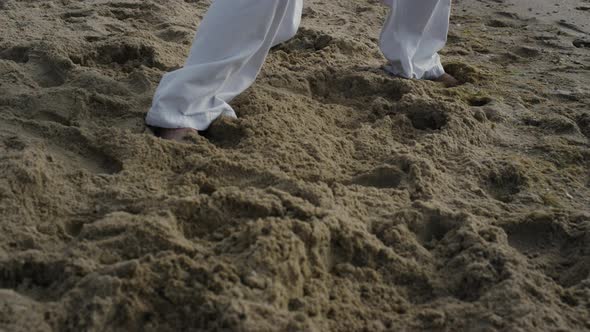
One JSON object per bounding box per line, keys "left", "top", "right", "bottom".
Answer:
{"left": 1, "top": 0, "right": 589, "bottom": 331}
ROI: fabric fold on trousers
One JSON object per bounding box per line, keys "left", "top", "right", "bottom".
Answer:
{"left": 146, "top": 0, "right": 302, "bottom": 131}
{"left": 380, "top": 0, "right": 450, "bottom": 79}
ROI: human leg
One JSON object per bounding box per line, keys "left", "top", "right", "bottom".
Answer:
{"left": 379, "top": 0, "right": 452, "bottom": 80}
{"left": 146, "top": 0, "right": 303, "bottom": 133}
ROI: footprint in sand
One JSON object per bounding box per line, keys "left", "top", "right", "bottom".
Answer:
{"left": 0, "top": 119, "right": 123, "bottom": 175}
{"left": 502, "top": 212, "right": 590, "bottom": 288}
{"left": 484, "top": 162, "right": 529, "bottom": 203}
{"left": 0, "top": 253, "right": 85, "bottom": 302}
{"left": 349, "top": 165, "right": 406, "bottom": 189}
{"left": 0, "top": 44, "right": 71, "bottom": 88}
{"left": 307, "top": 67, "right": 410, "bottom": 108}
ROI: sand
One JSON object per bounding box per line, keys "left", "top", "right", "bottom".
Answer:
{"left": 1, "top": 0, "right": 589, "bottom": 331}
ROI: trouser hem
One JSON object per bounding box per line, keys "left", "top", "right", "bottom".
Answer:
{"left": 145, "top": 107, "right": 237, "bottom": 131}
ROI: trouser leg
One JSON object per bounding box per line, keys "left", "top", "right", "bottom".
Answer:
{"left": 380, "top": 0, "right": 451, "bottom": 79}
{"left": 146, "top": 0, "right": 303, "bottom": 131}
{"left": 274, "top": 0, "right": 303, "bottom": 46}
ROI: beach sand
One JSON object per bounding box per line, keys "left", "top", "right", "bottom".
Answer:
{"left": 1, "top": 0, "right": 589, "bottom": 331}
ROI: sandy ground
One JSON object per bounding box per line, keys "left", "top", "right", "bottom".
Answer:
{"left": 1, "top": 0, "right": 589, "bottom": 331}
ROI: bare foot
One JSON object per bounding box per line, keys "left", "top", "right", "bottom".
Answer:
{"left": 381, "top": 64, "right": 461, "bottom": 87}
{"left": 155, "top": 128, "right": 199, "bottom": 142}
{"left": 432, "top": 73, "right": 461, "bottom": 87}
{"left": 148, "top": 115, "right": 234, "bottom": 142}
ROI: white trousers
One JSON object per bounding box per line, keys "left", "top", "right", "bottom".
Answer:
{"left": 146, "top": 0, "right": 451, "bottom": 131}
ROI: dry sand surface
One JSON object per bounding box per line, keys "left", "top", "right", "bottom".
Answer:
{"left": 1, "top": 0, "right": 590, "bottom": 331}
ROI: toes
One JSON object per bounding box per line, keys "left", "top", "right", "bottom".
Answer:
{"left": 154, "top": 128, "right": 200, "bottom": 142}
{"left": 436, "top": 73, "right": 462, "bottom": 88}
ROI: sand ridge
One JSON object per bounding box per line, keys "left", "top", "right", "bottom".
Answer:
{"left": 0, "top": 0, "right": 589, "bottom": 331}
